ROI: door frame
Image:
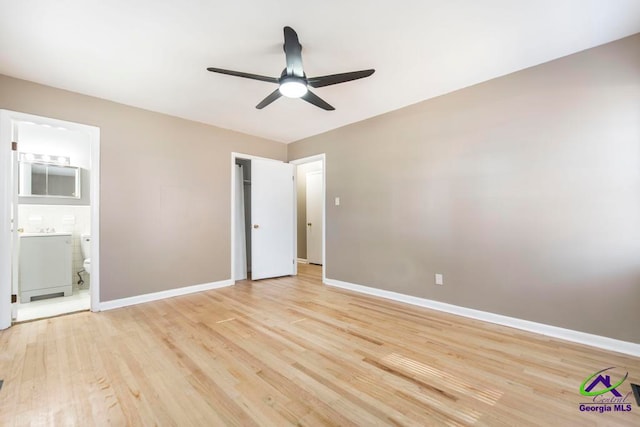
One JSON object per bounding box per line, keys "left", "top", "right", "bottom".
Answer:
{"left": 290, "top": 154, "right": 326, "bottom": 284}
{"left": 0, "top": 110, "right": 101, "bottom": 330}
{"left": 230, "top": 152, "right": 296, "bottom": 282}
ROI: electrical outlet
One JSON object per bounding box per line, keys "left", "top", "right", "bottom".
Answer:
{"left": 435, "top": 274, "right": 444, "bottom": 285}
{"left": 335, "top": 197, "right": 340, "bottom": 206}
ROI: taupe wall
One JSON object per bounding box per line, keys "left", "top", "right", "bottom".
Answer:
{"left": 288, "top": 34, "right": 640, "bottom": 343}
{"left": 0, "top": 74, "right": 286, "bottom": 301}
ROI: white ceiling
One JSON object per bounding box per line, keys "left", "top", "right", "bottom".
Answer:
{"left": 1, "top": 1, "right": 639, "bottom": 143}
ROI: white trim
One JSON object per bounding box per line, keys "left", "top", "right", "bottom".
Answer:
{"left": 88, "top": 123, "right": 100, "bottom": 313}
{"left": 290, "top": 154, "right": 326, "bottom": 284}
{"left": 0, "top": 110, "right": 101, "bottom": 329}
{"left": 297, "top": 258, "right": 308, "bottom": 264}
{"left": 324, "top": 277, "right": 640, "bottom": 357}
{"left": 100, "top": 279, "right": 233, "bottom": 311}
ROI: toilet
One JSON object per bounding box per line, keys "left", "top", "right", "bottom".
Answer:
{"left": 81, "top": 234, "right": 91, "bottom": 275}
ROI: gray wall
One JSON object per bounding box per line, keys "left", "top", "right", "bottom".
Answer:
{"left": 296, "top": 161, "right": 322, "bottom": 259}
{"left": 288, "top": 34, "right": 640, "bottom": 343}
{"left": 0, "top": 74, "right": 286, "bottom": 302}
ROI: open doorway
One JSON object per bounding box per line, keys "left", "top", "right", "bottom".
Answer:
{"left": 295, "top": 161, "right": 323, "bottom": 265}
{"left": 290, "top": 154, "right": 326, "bottom": 281}
{"left": 0, "top": 110, "right": 100, "bottom": 329}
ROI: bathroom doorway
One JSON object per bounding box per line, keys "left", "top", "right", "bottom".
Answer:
{"left": 0, "top": 110, "right": 100, "bottom": 328}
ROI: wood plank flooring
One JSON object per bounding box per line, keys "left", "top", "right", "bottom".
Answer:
{"left": 1, "top": 264, "right": 639, "bottom": 426}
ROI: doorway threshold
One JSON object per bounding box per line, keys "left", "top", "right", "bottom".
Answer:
{"left": 15, "top": 289, "right": 90, "bottom": 322}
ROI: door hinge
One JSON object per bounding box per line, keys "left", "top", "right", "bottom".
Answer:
{"left": 11, "top": 294, "right": 17, "bottom": 304}
{"left": 11, "top": 142, "right": 17, "bottom": 151}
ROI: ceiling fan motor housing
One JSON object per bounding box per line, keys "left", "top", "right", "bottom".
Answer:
{"left": 279, "top": 75, "right": 308, "bottom": 98}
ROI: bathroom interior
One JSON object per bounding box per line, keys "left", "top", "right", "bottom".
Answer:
{"left": 13, "top": 121, "right": 92, "bottom": 322}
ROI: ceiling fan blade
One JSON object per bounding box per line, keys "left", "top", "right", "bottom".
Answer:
{"left": 301, "top": 90, "right": 335, "bottom": 111}
{"left": 207, "top": 67, "right": 278, "bottom": 84}
{"left": 256, "top": 88, "right": 282, "bottom": 109}
{"left": 308, "top": 69, "right": 375, "bottom": 88}
{"left": 283, "top": 26, "right": 304, "bottom": 77}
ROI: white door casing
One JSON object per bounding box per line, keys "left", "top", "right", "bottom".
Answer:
{"left": 306, "top": 171, "right": 323, "bottom": 265}
{"left": 251, "top": 159, "right": 295, "bottom": 280}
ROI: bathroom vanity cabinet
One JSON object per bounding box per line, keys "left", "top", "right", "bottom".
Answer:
{"left": 19, "top": 233, "right": 72, "bottom": 302}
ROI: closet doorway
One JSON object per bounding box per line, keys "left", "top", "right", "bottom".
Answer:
{"left": 231, "top": 153, "right": 296, "bottom": 281}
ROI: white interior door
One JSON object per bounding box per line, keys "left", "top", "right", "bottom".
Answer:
{"left": 306, "top": 171, "right": 323, "bottom": 265}
{"left": 1, "top": 113, "right": 19, "bottom": 328}
{"left": 251, "top": 159, "right": 295, "bottom": 280}
{"left": 11, "top": 142, "right": 19, "bottom": 316}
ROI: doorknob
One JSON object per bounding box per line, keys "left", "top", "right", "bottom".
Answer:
{"left": 307, "top": 223, "right": 312, "bottom": 226}
{"left": 253, "top": 224, "right": 260, "bottom": 229}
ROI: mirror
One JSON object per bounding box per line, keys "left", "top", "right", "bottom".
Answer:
{"left": 19, "top": 162, "right": 81, "bottom": 199}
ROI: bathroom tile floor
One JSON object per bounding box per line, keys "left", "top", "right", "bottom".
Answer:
{"left": 15, "top": 289, "right": 90, "bottom": 322}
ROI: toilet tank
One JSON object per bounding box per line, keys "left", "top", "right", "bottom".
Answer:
{"left": 81, "top": 234, "right": 91, "bottom": 259}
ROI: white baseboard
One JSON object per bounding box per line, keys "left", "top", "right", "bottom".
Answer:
{"left": 100, "top": 279, "right": 234, "bottom": 311}
{"left": 297, "top": 258, "right": 308, "bottom": 264}
{"left": 324, "top": 278, "right": 640, "bottom": 358}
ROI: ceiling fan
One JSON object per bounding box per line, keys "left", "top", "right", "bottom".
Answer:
{"left": 207, "top": 26, "right": 375, "bottom": 111}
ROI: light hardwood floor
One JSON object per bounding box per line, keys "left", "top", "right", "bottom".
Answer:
{"left": 1, "top": 264, "right": 639, "bottom": 426}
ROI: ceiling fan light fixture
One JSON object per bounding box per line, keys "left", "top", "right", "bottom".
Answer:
{"left": 279, "top": 78, "right": 308, "bottom": 98}
{"left": 207, "top": 26, "right": 374, "bottom": 110}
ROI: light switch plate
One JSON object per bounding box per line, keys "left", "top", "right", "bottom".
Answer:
{"left": 335, "top": 197, "right": 340, "bottom": 206}
{"left": 435, "top": 274, "right": 444, "bottom": 285}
